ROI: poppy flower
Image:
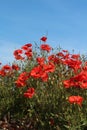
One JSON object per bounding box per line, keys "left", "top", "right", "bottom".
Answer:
{"left": 64, "top": 59, "right": 82, "bottom": 72}
{"left": 13, "top": 49, "right": 23, "bottom": 55}
{"left": 14, "top": 55, "right": 24, "bottom": 60}
{"left": 40, "top": 36, "right": 47, "bottom": 42}
{"left": 2, "top": 65, "right": 12, "bottom": 70}
{"left": 68, "top": 95, "right": 84, "bottom": 106}
{"left": 21, "top": 43, "right": 32, "bottom": 50}
{"left": 0, "top": 69, "right": 6, "bottom": 76}
{"left": 36, "top": 57, "right": 45, "bottom": 65}
{"left": 24, "top": 87, "right": 35, "bottom": 98}
{"left": 15, "top": 79, "right": 26, "bottom": 87}
{"left": 13, "top": 49, "right": 24, "bottom": 60}
{"left": 15, "top": 72, "right": 29, "bottom": 87}
{"left": 71, "top": 54, "right": 80, "bottom": 59}
{"left": 63, "top": 79, "right": 72, "bottom": 88}
{"left": 30, "top": 65, "right": 49, "bottom": 81}
{"left": 41, "top": 72, "right": 48, "bottom": 82}
{"left": 21, "top": 45, "right": 29, "bottom": 50}
{"left": 25, "top": 49, "right": 32, "bottom": 58}
{"left": 30, "top": 65, "right": 42, "bottom": 78}
{"left": 44, "top": 62, "right": 55, "bottom": 73}
{"left": 40, "top": 44, "right": 52, "bottom": 52}
{"left": 12, "top": 64, "right": 20, "bottom": 71}
{"left": 24, "top": 43, "right": 32, "bottom": 47}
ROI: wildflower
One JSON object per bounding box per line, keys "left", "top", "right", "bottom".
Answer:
{"left": 44, "top": 62, "right": 55, "bottom": 73}
{"left": 13, "top": 49, "right": 24, "bottom": 60}
{"left": 25, "top": 49, "right": 32, "bottom": 58}
{"left": 12, "top": 64, "right": 20, "bottom": 71}
{"left": 30, "top": 62, "right": 55, "bottom": 82}
{"left": 64, "top": 59, "right": 82, "bottom": 72}
{"left": 57, "top": 52, "right": 64, "bottom": 57}
{"left": 21, "top": 45, "right": 29, "bottom": 50}
{"left": 71, "top": 54, "right": 80, "bottom": 59}
{"left": 13, "top": 49, "right": 23, "bottom": 55}
{"left": 24, "top": 87, "right": 35, "bottom": 98}
{"left": 0, "top": 69, "right": 6, "bottom": 76}
{"left": 40, "top": 44, "right": 52, "bottom": 52}
{"left": 36, "top": 57, "right": 45, "bottom": 65}
{"left": 40, "top": 36, "right": 47, "bottom": 42}
{"left": 15, "top": 72, "right": 29, "bottom": 87}
{"left": 30, "top": 65, "right": 42, "bottom": 78}
{"left": 2, "top": 65, "right": 12, "bottom": 70}
{"left": 68, "top": 95, "right": 84, "bottom": 106}
{"left": 41, "top": 71, "right": 48, "bottom": 82}
{"left": 48, "top": 54, "right": 60, "bottom": 64}
{"left": 15, "top": 79, "right": 26, "bottom": 87}
{"left": 14, "top": 55, "right": 24, "bottom": 60}
{"left": 21, "top": 43, "right": 32, "bottom": 50}
{"left": 24, "top": 43, "right": 32, "bottom": 47}
{"left": 63, "top": 79, "right": 73, "bottom": 88}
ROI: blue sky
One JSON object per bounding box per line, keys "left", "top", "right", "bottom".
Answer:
{"left": 0, "top": 0, "right": 87, "bottom": 64}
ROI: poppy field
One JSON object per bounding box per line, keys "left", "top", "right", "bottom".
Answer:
{"left": 0, "top": 37, "right": 87, "bottom": 130}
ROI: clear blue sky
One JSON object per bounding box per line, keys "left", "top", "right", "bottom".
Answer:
{"left": 0, "top": 0, "right": 87, "bottom": 64}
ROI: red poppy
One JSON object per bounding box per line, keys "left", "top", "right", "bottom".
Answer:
{"left": 44, "top": 62, "right": 55, "bottom": 73}
{"left": 21, "top": 43, "right": 32, "bottom": 50}
{"left": 25, "top": 50, "right": 32, "bottom": 58}
{"left": 12, "top": 64, "right": 20, "bottom": 71}
{"left": 41, "top": 71, "right": 48, "bottom": 82}
{"left": 48, "top": 54, "right": 60, "bottom": 64}
{"left": 15, "top": 79, "right": 26, "bottom": 87}
{"left": 40, "top": 36, "right": 47, "bottom": 42}
{"left": 14, "top": 55, "right": 24, "bottom": 60}
{"left": 36, "top": 57, "right": 45, "bottom": 65}
{"left": 2, "top": 65, "right": 12, "bottom": 70}
{"left": 30, "top": 65, "right": 42, "bottom": 78}
{"left": 13, "top": 49, "right": 23, "bottom": 55}
{"left": 30, "top": 65, "right": 49, "bottom": 81}
{"left": 64, "top": 59, "right": 82, "bottom": 72}
{"left": 57, "top": 52, "right": 64, "bottom": 57}
{"left": 40, "top": 44, "right": 52, "bottom": 52}
{"left": 24, "top": 43, "right": 32, "bottom": 47}
{"left": 63, "top": 70, "right": 87, "bottom": 89}
{"left": 71, "top": 54, "right": 80, "bottom": 59}
{"left": 0, "top": 69, "right": 6, "bottom": 76}
{"left": 24, "top": 87, "right": 35, "bottom": 98}
{"left": 63, "top": 79, "right": 72, "bottom": 88}
{"left": 21, "top": 45, "right": 29, "bottom": 50}
{"left": 15, "top": 72, "right": 28, "bottom": 87}
{"left": 81, "top": 81, "right": 87, "bottom": 89}
{"left": 68, "top": 95, "right": 84, "bottom": 106}
{"left": 13, "top": 49, "right": 24, "bottom": 60}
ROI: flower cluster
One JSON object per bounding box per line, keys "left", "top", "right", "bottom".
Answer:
{"left": 68, "top": 95, "right": 84, "bottom": 106}
{"left": 0, "top": 64, "right": 20, "bottom": 76}
{"left": 0, "top": 36, "right": 87, "bottom": 129}
{"left": 13, "top": 37, "right": 86, "bottom": 107}
{"left": 13, "top": 43, "right": 32, "bottom": 60}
